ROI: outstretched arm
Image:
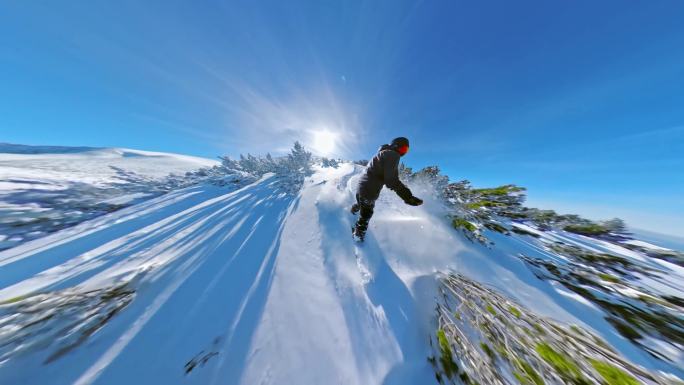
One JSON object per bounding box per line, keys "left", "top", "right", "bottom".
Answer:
{"left": 383, "top": 152, "right": 415, "bottom": 202}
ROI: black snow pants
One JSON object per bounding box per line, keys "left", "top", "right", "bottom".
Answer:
{"left": 354, "top": 193, "right": 375, "bottom": 235}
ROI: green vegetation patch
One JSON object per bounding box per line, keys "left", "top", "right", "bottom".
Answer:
{"left": 480, "top": 342, "right": 495, "bottom": 360}
{"left": 472, "top": 185, "right": 526, "bottom": 196}
{"left": 465, "top": 200, "right": 504, "bottom": 210}
{"left": 437, "top": 329, "right": 459, "bottom": 379}
{"left": 563, "top": 223, "right": 610, "bottom": 236}
{"left": 597, "top": 273, "right": 619, "bottom": 283}
{"left": 432, "top": 274, "right": 679, "bottom": 385}
{"left": 508, "top": 306, "right": 522, "bottom": 318}
{"left": 0, "top": 294, "right": 32, "bottom": 305}
{"left": 513, "top": 359, "right": 545, "bottom": 385}
{"left": 533, "top": 323, "right": 545, "bottom": 335}
{"left": 452, "top": 217, "right": 477, "bottom": 232}
{"left": 590, "top": 359, "right": 639, "bottom": 385}
{"left": 431, "top": 274, "right": 676, "bottom": 385}
{"left": 535, "top": 343, "right": 582, "bottom": 381}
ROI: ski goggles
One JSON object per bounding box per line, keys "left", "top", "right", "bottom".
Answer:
{"left": 397, "top": 144, "right": 409, "bottom": 156}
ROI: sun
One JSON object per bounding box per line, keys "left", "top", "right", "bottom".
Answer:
{"left": 311, "top": 130, "right": 338, "bottom": 156}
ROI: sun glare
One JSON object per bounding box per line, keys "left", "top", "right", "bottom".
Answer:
{"left": 311, "top": 130, "right": 338, "bottom": 156}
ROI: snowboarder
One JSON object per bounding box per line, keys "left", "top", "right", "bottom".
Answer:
{"left": 351, "top": 137, "right": 423, "bottom": 241}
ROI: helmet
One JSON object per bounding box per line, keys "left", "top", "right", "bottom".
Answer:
{"left": 390, "top": 137, "right": 409, "bottom": 156}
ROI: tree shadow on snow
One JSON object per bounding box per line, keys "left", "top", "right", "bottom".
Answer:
{"left": 0, "top": 178, "right": 301, "bottom": 385}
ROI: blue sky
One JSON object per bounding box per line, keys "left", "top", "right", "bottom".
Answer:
{"left": 1, "top": 1, "right": 683, "bottom": 236}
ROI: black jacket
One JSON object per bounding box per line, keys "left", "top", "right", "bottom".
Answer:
{"left": 357, "top": 145, "right": 413, "bottom": 202}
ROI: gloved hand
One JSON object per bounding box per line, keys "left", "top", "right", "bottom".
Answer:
{"left": 405, "top": 196, "right": 423, "bottom": 206}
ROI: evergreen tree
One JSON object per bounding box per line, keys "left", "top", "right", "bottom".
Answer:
{"left": 602, "top": 218, "right": 629, "bottom": 234}
{"left": 286, "top": 141, "right": 313, "bottom": 175}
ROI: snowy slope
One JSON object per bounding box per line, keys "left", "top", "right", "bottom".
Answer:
{"left": 0, "top": 144, "right": 218, "bottom": 250}
{"left": 0, "top": 143, "right": 217, "bottom": 190}
{"left": 0, "top": 163, "right": 682, "bottom": 384}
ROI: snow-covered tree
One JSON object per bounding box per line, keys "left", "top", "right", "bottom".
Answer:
{"left": 283, "top": 141, "right": 312, "bottom": 174}
{"left": 178, "top": 142, "right": 313, "bottom": 194}
{"left": 398, "top": 163, "right": 413, "bottom": 181}
{"left": 410, "top": 166, "right": 449, "bottom": 194}
{"left": 602, "top": 218, "right": 629, "bottom": 234}
{"left": 320, "top": 157, "right": 339, "bottom": 168}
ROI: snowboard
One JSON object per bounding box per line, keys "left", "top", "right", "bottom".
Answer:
{"left": 350, "top": 200, "right": 372, "bottom": 283}
{"left": 351, "top": 227, "right": 373, "bottom": 283}
{"left": 354, "top": 244, "right": 373, "bottom": 284}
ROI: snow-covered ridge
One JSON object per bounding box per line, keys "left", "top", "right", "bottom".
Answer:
{"left": 0, "top": 143, "right": 217, "bottom": 184}
{"left": 0, "top": 144, "right": 218, "bottom": 250}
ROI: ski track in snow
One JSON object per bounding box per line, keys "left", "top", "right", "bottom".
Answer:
{"left": 0, "top": 163, "right": 681, "bottom": 384}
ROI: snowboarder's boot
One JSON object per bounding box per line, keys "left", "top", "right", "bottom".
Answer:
{"left": 350, "top": 203, "right": 360, "bottom": 215}
{"left": 352, "top": 226, "right": 365, "bottom": 242}
{"left": 352, "top": 219, "right": 368, "bottom": 242}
